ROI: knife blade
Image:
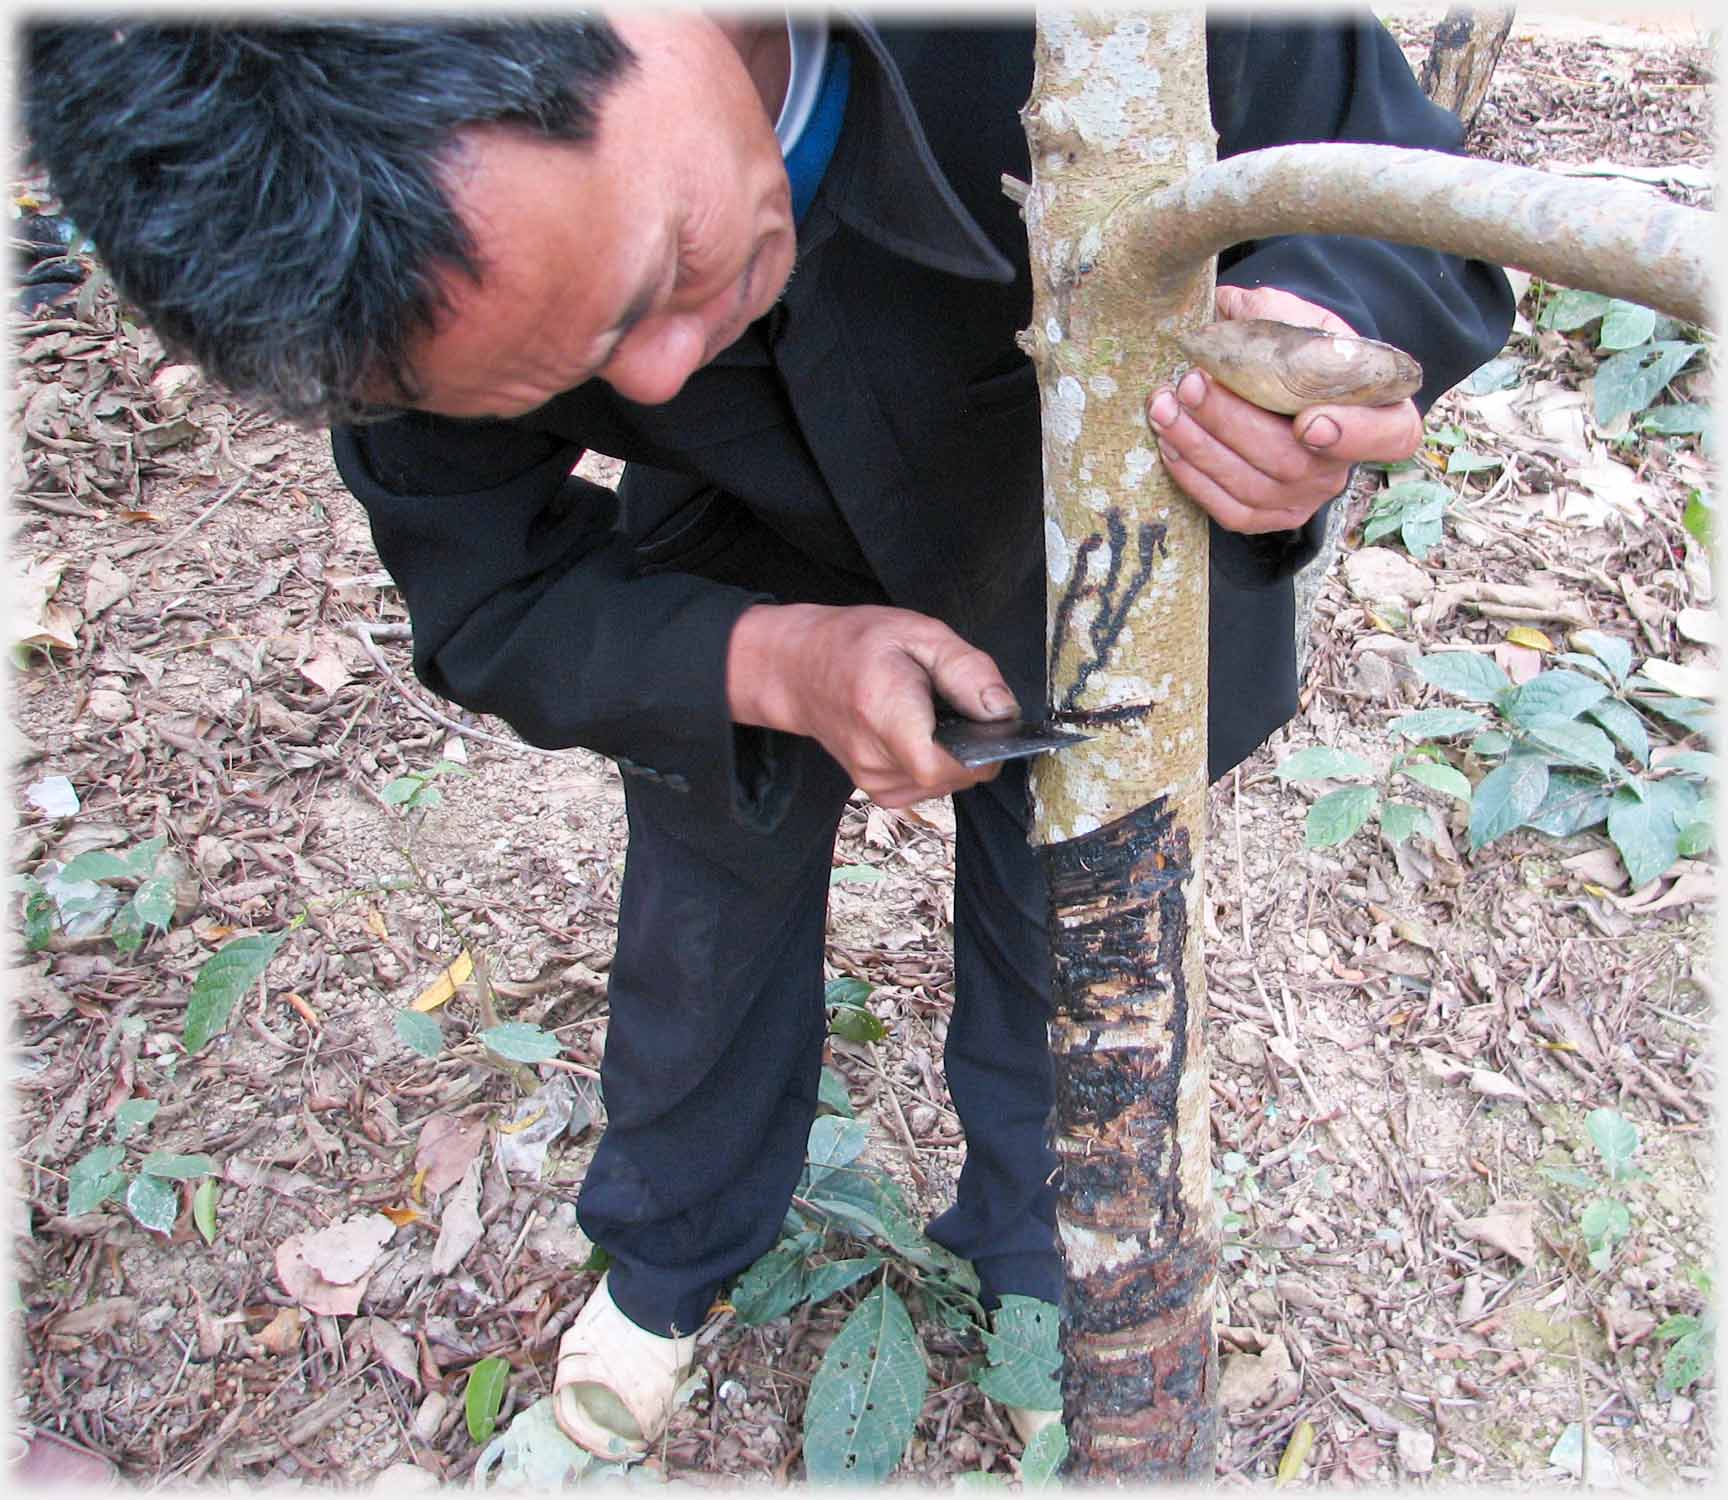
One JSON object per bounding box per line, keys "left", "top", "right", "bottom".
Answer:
{"left": 933, "top": 712, "right": 1094, "bottom": 769}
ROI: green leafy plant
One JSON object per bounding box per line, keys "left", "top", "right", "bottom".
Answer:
{"left": 730, "top": 1102, "right": 1062, "bottom": 1481}
{"left": 182, "top": 919, "right": 303, "bottom": 1053}
{"left": 1541, "top": 1107, "right": 1649, "bottom": 1274}
{"left": 20, "top": 834, "right": 177, "bottom": 954}
{"left": 1361, "top": 479, "right": 1453, "bottom": 560}
{"left": 381, "top": 757, "right": 470, "bottom": 814}
{"left": 1279, "top": 631, "right": 1716, "bottom": 885}
{"left": 1536, "top": 289, "right": 1708, "bottom": 431}
{"left": 1656, "top": 1268, "right": 1716, "bottom": 1395}
{"left": 65, "top": 1095, "right": 217, "bottom": 1234}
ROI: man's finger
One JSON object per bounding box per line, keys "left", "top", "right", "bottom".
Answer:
{"left": 1295, "top": 398, "right": 1424, "bottom": 466}
{"left": 903, "top": 630, "right": 1019, "bottom": 725}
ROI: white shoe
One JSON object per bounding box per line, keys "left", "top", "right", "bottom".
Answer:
{"left": 552, "top": 1274, "right": 697, "bottom": 1461}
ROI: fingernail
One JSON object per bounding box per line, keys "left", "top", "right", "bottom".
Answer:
{"left": 981, "top": 686, "right": 1017, "bottom": 719}
{"left": 1147, "top": 391, "right": 1178, "bottom": 429}
{"left": 1300, "top": 415, "right": 1341, "bottom": 449}
{"left": 1177, "top": 370, "right": 1207, "bottom": 407}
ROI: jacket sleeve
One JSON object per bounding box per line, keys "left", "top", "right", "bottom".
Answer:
{"left": 332, "top": 411, "right": 790, "bottom": 826}
{"left": 1204, "top": 12, "right": 1516, "bottom": 582}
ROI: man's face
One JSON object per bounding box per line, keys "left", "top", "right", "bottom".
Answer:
{"left": 400, "top": 12, "right": 797, "bottom": 417}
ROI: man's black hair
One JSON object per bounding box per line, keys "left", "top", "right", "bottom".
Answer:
{"left": 21, "top": 17, "right": 635, "bottom": 424}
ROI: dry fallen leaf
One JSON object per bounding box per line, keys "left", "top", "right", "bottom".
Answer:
{"left": 277, "top": 1226, "right": 382, "bottom": 1317}
{"left": 365, "top": 1317, "right": 422, "bottom": 1385}
{"left": 1217, "top": 1333, "right": 1292, "bottom": 1413}
{"left": 430, "top": 1158, "right": 485, "bottom": 1276}
{"left": 1456, "top": 1200, "right": 1537, "bottom": 1265}
{"left": 415, "top": 1113, "right": 486, "bottom": 1196}
{"left": 413, "top": 950, "right": 474, "bottom": 1012}
{"left": 298, "top": 1214, "right": 395, "bottom": 1286}
{"left": 1468, "top": 1067, "right": 1527, "bottom": 1101}
{"left": 298, "top": 642, "right": 354, "bottom": 695}
{"left": 1563, "top": 847, "right": 1628, "bottom": 890}
{"left": 255, "top": 1305, "right": 305, "bottom": 1356}
{"left": 1609, "top": 866, "right": 1714, "bottom": 915}
{"left": 1640, "top": 657, "right": 1717, "bottom": 700}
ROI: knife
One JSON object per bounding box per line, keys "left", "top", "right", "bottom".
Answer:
{"left": 933, "top": 711, "right": 1094, "bottom": 768}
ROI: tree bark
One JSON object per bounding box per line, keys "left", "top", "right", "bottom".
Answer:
{"left": 1021, "top": 4, "right": 1716, "bottom": 1483}
{"left": 1420, "top": 4, "right": 1517, "bottom": 127}
{"left": 1020, "top": 10, "right": 1220, "bottom": 1479}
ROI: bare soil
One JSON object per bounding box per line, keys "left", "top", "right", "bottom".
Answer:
{"left": 9, "top": 10, "right": 1717, "bottom": 1489}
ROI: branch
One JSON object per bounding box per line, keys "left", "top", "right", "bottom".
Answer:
{"left": 1121, "top": 143, "right": 1715, "bottom": 327}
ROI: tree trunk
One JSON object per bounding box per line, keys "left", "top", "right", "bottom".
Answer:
{"left": 1021, "top": 4, "right": 1715, "bottom": 1481}
{"left": 1420, "top": 4, "right": 1517, "bottom": 128}
{"left": 1020, "top": 10, "right": 1220, "bottom": 1479}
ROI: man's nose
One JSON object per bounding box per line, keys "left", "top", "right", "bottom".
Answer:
{"left": 602, "top": 315, "right": 709, "bottom": 406}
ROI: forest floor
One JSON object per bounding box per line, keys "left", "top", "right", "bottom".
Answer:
{"left": 8, "top": 8, "right": 1718, "bottom": 1492}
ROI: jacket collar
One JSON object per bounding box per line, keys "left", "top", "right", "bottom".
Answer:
{"left": 817, "top": 15, "right": 1017, "bottom": 284}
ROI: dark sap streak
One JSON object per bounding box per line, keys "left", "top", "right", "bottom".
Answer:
{"left": 1046, "top": 510, "right": 1170, "bottom": 713}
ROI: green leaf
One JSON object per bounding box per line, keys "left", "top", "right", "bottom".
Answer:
{"left": 818, "top": 1066, "right": 855, "bottom": 1118}
{"left": 1414, "top": 652, "right": 1512, "bottom": 702}
{"left": 1540, "top": 1165, "right": 1597, "bottom": 1191}
{"left": 1022, "top": 1422, "right": 1070, "bottom": 1487}
{"left": 67, "top": 1146, "right": 127, "bottom": 1216}
{"left": 22, "top": 884, "right": 55, "bottom": 951}
{"left": 479, "top": 1022, "right": 562, "bottom": 1063}
{"left": 1539, "top": 288, "right": 1613, "bottom": 332}
{"left": 1304, "top": 785, "right": 1378, "bottom": 848}
{"left": 1608, "top": 785, "right": 1682, "bottom": 889}
{"left": 394, "top": 1009, "right": 445, "bottom": 1058}
{"left": 1585, "top": 699, "right": 1649, "bottom": 766}
{"left": 976, "top": 1296, "right": 1062, "bottom": 1411}
{"left": 193, "top": 1177, "right": 220, "bottom": 1244}
{"left": 1390, "top": 708, "right": 1487, "bottom": 740}
{"left": 126, "top": 1171, "right": 181, "bottom": 1234}
{"left": 1465, "top": 354, "right": 1524, "bottom": 395}
{"left": 1579, "top": 1197, "right": 1631, "bottom": 1246}
{"left": 806, "top": 1115, "right": 872, "bottom": 1188}
{"left": 1275, "top": 747, "right": 1376, "bottom": 783}
{"left": 1379, "top": 801, "right": 1431, "bottom": 846}
{"left": 1627, "top": 690, "right": 1714, "bottom": 738}
{"left": 1599, "top": 299, "right": 1657, "bottom": 351}
{"left": 1661, "top": 751, "right": 1719, "bottom": 780}
{"left": 1661, "top": 1331, "right": 1712, "bottom": 1393}
{"left": 183, "top": 926, "right": 294, "bottom": 1053}
{"left": 112, "top": 1098, "right": 161, "bottom": 1143}
{"left": 1593, "top": 341, "right": 1702, "bottom": 427}
{"left": 1524, "top": 772, "right": 1613, "bottom": 837}
{"left": 1468, "top": 756, "right": 1551, "bottom": 849}
{"left": 1640, "top": 402, "right": 1711, "bottom": 436}
{"left": 801, "top": 1255, "right": 886, "bottom": 1305}
{"left": 802, "top": 1283, "right": 927, "bottom": 1483}
{"left": 829, "top": 1006, "right": 887, "bottom": 1045}
{"left": 1678, "top": 819, "right": 1715, "bottom": 857}
{"left": 58, "top": 849, "right": 136, "bottom": 884}
{"left": 138, "top": 1151, "right": 215, "bottom": 1181}
{"left": 125, "top": 835, "right": 168, "bottom": 876}
{"left": 1398, "top": 760, "right": 1472, "bottom": 802}
{"left": 823, "top": 976, "right": 873, "bottom": 1009}
{"left": 1522, "top": 719, "right": 1620, "bottom": 775}
{"left": 132, "top": 875, "right": 177, "bottom": 932}
{"left": 731, "top": 1245, "right": 811, "bottom": 1326}
{"left": 1445, "top": 448, "right": 1501, "bottom": 475}
{"left": 1572, "top": 631, "right": 1634, "bottom": 686}
{"left": 109, "top": 899, "right": 146, "bottom": 955}
{"left": 465, "top": 1356, "right": 512, "bottom": 1445}
{"left": 1501, "top": 670, "right": 1611, "bottom": 727}
{"left": 381, "top": 776, "right": 425, "bottom": 806}
{"left": 1586, "top": 1109, "right": 1640, "bottom": 1181}
{"left": 1402, "top": 509, "right": 1445, "bottom": 558}
{"left": 829, "top": 864, "right": 885, "bottom": 886}
{"left": 1682, "top": 490, "right": 1714, "bottom": 550}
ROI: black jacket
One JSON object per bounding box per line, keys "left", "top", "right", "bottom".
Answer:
{"left": 333, "top": 14, "right": 1513, "bottom": 825}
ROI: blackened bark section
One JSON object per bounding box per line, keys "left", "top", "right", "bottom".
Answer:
{"left": 1040, "top": 796, "right": 1216, "bottom": 1479}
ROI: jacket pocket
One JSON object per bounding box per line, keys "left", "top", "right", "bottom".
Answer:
{"left": 634, "top": 487, "right": 749, "bottom": 576}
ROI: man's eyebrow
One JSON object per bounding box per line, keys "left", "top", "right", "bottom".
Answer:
{"left": 586, "top": 275, "right": 660, "bottom": 378}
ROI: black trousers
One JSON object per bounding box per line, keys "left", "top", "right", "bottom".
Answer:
{"left": 573, "top": 492, "right": 1061, "bottom": 1337}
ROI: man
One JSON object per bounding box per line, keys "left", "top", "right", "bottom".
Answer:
{"left": 25, "top": 9, "right": 1512, "bottom": 1461}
